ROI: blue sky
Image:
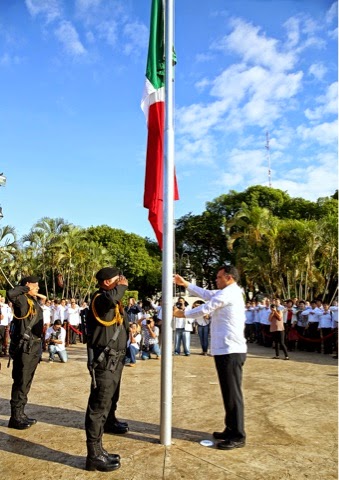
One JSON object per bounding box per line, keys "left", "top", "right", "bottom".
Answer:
{"left": 0, "top": 0, "right": 337, "bottom": 242}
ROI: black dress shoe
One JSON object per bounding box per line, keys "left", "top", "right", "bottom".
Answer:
{"left": 104, "top": 421, "right": 129, "bottom": 435}
{"left": 217, "top": 439, "right": 246, "bottom": 450}
{"left": 213, "top": 430, "right": 231, "bottom": 440}
{"left": 8, "top": 417, "right": 32, "bottom": 430}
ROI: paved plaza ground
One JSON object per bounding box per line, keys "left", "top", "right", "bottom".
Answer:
{"left": 0, "top": 334, "right": 337, "bottom": 480}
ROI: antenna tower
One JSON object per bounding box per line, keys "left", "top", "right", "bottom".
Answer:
{"left": 265, "top": 131, "right": 272, "bottom": 187}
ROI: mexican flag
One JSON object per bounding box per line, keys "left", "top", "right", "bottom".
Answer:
{"left": 141, "top": 0, "right": 179, "bottom": 250}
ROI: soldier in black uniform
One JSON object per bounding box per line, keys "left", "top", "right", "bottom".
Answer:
{"left": 7, "top": 275, "right": 46, "bottom": 430}
{"left": 85, "top": 267, "right": 129, "bottom": 472}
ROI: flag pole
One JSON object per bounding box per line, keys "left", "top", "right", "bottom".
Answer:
{"left": 160, "top": 0, "right": 174, "bottom": 446}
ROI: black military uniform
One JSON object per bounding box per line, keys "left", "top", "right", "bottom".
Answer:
{"left": 85, "top": 267, "right": 129, "bottom": 472}
{"left": 7, "top": 276, "right": 43, "bottom": 430}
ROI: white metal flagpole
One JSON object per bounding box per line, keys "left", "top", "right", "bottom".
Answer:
{"left": 160, "top": 0, "right": 175, "bottom": 446}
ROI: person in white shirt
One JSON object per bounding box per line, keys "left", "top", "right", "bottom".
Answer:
{"left": 259, "top": 299, "right": 273, "bottom": 348}
{"left": 318, "top": 302, "right": 333, "bottom": 354}
{"left": 40, "top": 298, "right": 52, "bottom": 352}
{"left": 244, "top": 301, "right": 255, "bottom": 343}
{"left": 301, "top": 300, "right": 322, "bottom": 352}
{"left": 45, "top": 320, "right": 68, "bottom": 363}
{"left": 282, "top": 300, "right": 298, "bottom": 351}
{"left": 253, "top": 301, "right": 262, "bottom": 344}
{"left": 0, "top": 296, "right": 12, "bottom": 356}
{"left": 330, "top": 301, "right": 338, "bottom": 359}
{"left": 65, "top": 299, "right": 81, "bottom": 344}
{"left": 295, "top": 300, "right": 309, "bottom": 351}
{"left": 173, "top": 264, "right": 247, "bottom": 451}
{"left": 193, "top": 300, "right": 210, "bottom": 355}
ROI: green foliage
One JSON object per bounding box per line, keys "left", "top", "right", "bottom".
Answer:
{"left": 182, "top": 186, "right": 338, "bottom": 299}
{"left": 0, "top": 187, "right": 337, "bottom": 302}
{"left": 122, "top": 290, "right": 139, "bottom": 306}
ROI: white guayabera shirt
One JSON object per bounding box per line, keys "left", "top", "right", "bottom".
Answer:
{"left": 183, "top": 282, "right": 247, "bottom": 356}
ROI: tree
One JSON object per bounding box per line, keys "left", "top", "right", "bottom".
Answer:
{"left": 84, "top": 225, "right": 162, "bottom": 297}
{"left": 0, "top": 225, "right": 18, "bottom": 289}
{"left": 174, "top": 211, "right": 229, "bottom": 288}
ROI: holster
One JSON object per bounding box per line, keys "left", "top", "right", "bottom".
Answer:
{"left": 87, "top": 345, "right": 97, "bottom": 389}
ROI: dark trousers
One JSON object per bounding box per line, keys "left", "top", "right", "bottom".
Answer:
{"left": 85, "top": 360, "right": 124, "bottom": 443}
{"left": 106, "top": 378, "right": 122, "bottom": 422}
{"left": 214, "top": 353, "right": 246, "bottom": 440}
{"left": 10, "top": 341, "right": 41, "bottom": 415}
{"left": 306, "top": 322, "right": 320, "bottom": 352}
{"left": 271, "top": 331, "right": 289, "bottom": 358}
{"left": 296, "top": 326, "right": 305, "bottom": 350}
{"left": 321, "top": 328, "right": 333, "bottom": 354}
{"left": 244, "top": 324, "right": 255, "bottom": 342}
{"left": 262, "top": 325, "right": 273, "bottom": 347}
{"left": 0, "top": 325, "right": 6, "bottom": 354}
{"left": 198, "top": 325, "right": 209, "bottom": 353}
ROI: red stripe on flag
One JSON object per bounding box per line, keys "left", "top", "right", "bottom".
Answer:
{"left": 143, "top": 101, "right": 179, "bottom": 249}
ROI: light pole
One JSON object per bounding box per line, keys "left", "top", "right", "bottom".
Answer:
{"left": 0, "top": 172, "right": 6, "bottom": 220}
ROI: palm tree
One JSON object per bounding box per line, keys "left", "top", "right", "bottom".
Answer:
{"left": 0, "top": 225, "right": 18, "bottom": 288}
{"left": 22, "top": 217, "right": 71, "bottom": 297}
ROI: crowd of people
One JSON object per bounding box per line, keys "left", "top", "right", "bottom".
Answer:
{"left": 1, "top": 266, "right": 337, "bottom": 472}
{"left": 0, "top": 296, "right": 89, "bottom": 359}
{"left": 244, "top": 297, "right": 338, "bottom": 359}
{"left": 1, "top": 293, "right": 337, "bottom": 362}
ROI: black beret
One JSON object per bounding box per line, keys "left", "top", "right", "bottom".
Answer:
{"left": 20, "top": 275, "right": 40, "bottom": 286}
{"left": 95, "top": 267, "right": 120, "bottom": 282}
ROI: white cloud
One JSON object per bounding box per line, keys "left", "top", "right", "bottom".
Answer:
{"left": 308, "top": 63, "right": 327, "bottom": 81}
{"left": 275, "top": 151, "right": 338, "bottom": 200}
{"left": 175, "top": 11, "right": 337, "bottom": 205}
{"left": 123, "top": 21, "right": 148, "bottom": 55}
{"left": 25, "top": 0, "right": 61, "bottom": 23}
{"left": 176, "top": 135, "right": 217, "bottom": 167}
{"left": 54, "top": 20, "right": 86, "bottom": 56}
{"left": 96, "top": 20, "right": 118, "bottom": 47}
{"left": 284, "top": 17, "right": 300, "bottom": 48}
{"left": 178, "top": 61, "right": 303, "bottom": 138}
{"left": 215, "top": 148, "right": 269, "bottom": 189}
{"left": 0, "top": 53, "right": 22, "bottom": 66}
{"left": 214, "top": 18, "right": 296, "bottom": 71}
{"left": 195, "top": 77, "right": 210, "bottom": 92}
{"left": 195, "top": 52, "right": 214, "bottom": 63}
{"left": 297, "top": 119, "right": 338, "bottom": 145}
{"left": 325, "top": 2, "right": 338, "bottom": 24}
{"left": 304, "top": 82, "right": 338, "bottom": 121}
{"left": 76, "top": 0, "right": 103, "bottom": 11}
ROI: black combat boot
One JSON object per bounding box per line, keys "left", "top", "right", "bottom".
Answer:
{"left": 20, "top": 407, "right": 37, "bottom": 425}
{"left": 8, "top": 408, "right": 31, "bottom": 430}
{"left": 85, "top": 441, "right": 121, "bottom": 472}
{"left": 99, "top": 438, "right": 120, "bottom": 461}
{"left": 104, "top": 415, "right": 129, "bottom": 434}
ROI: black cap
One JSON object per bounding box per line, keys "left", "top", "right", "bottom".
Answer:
{"left": 95, "top": 267, "right": 120, "bottom": 282}
{"left": 20, "top": 275, "right": 39, "bottom": 286}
